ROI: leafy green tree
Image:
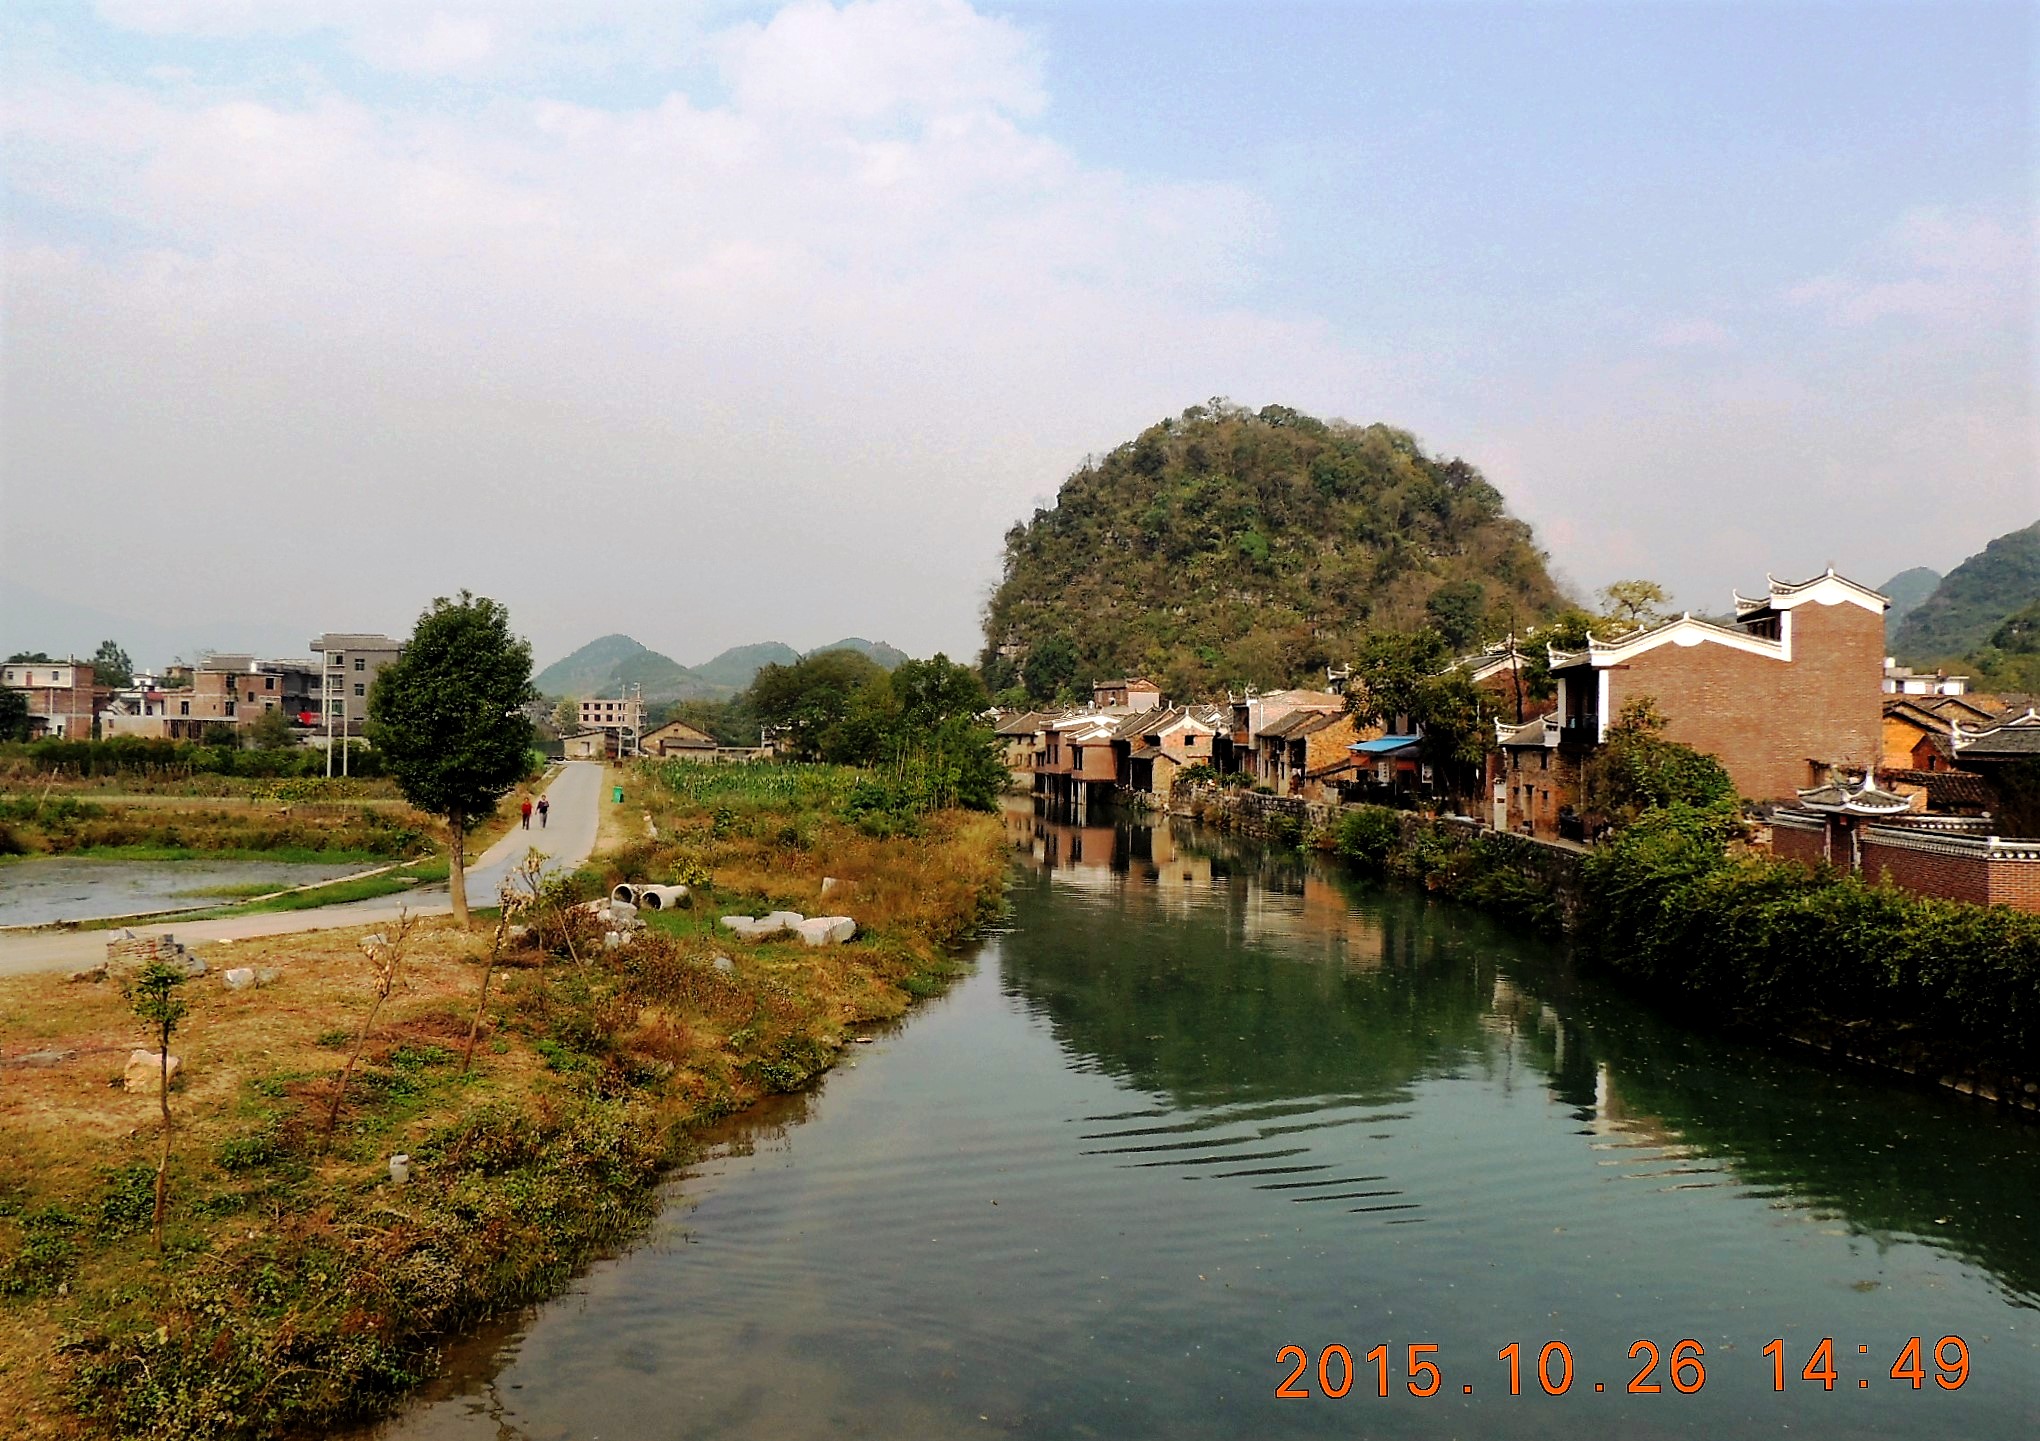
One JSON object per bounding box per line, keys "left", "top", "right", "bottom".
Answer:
{"left": 124, "top": 960, "right": 190, "bottom": 1254}
{"left": 367, "top": 593, "right": 536, "bottom": 926}
{"left": 1021, "top": 634, "right": 1077, "bottom": 703}
{"left": 552, "top": 696, "right": 581, "bottom": 734}
{"left": 747, "top": 649, "right": 889, "bottom": 761}
{"left": 1599, "top": 579, "right": 1670, "bottom": 628}
{"left": 891, "top": 653, "right": 989, "bottom": 729}
{"left": 1349, "top": 628, "right": 1492, "bottom": 800}
{"left": 90, "top": 640, "right": 134, "bottom": 689}
{"left": 1425, "top": 580, "right": 1488, "bottom": 652}
{"left": 0, "top": 688, "right": 28, "bottom": 743}
{"left": 5, "top": 651, "right": 54, "bottom": 664}
{"left": 1583, "top": 697, "right": 1739, "bottom": 828}
{"left": 248, "top": 706, "right": 295, "bottom": 750}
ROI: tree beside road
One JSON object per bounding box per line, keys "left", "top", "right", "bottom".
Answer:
{"left": 366, "top": 593, "right": 537, "bottom": 926}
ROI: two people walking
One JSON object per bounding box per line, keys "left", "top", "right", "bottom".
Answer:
{"left": 520, "top": 794, "right": 551, "bottom": 830}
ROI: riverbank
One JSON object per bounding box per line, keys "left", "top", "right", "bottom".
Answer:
{"left": 0, "top": 762, "right": 1007, "bottom": 1440}
{"left": 1178, "top": 783, "right": 2040, "bottom": 1112}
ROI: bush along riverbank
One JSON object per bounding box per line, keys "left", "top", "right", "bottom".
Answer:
{"left": 0, "top": 763, "right": 1007, "bottom": 1441}
{"left": 1179, "top": 782, "right": 2039, "bottom": 1111}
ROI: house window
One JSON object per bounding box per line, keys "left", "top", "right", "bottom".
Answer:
{"left": 354, "top": 683, "right": 365, "bottom": 698}
{"left": 330, "top": 654, "right": 344, "bottom": 667}
{"left": 354, "top": 658, "right": 366, "bottom": 672}
{"left": 1539, "top": 751, "right": 1548, "bottom": 771}
{"left": 264, "top": 677, "right": 275, "bottom": 690}
{"left": 179, "top": 701, "right": 190, "bottom": 716}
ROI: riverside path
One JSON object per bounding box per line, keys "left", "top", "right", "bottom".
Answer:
{"left": 0, "top": 761, "right": 607, "bottom": 979}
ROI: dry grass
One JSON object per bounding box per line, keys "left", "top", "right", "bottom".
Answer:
{"left": 0, "top": 764, "right": 1007, "bottom": 1441}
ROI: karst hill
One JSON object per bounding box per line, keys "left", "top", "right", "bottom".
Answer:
{"left": 980, "top": 401, "right": 1566, "bottom": 701}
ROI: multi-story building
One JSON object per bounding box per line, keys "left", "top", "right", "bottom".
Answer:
{"left": 310, "top": 633, "right": 403, "bottom": 729}
{"left": 0, "top": 660, "right": 97, "bottom": 738}
{"left": 1542, "top": 569, "right": 1886, "bottom": 806}
{"left": 579, "top": 695, "right": 647, "bottom": 734}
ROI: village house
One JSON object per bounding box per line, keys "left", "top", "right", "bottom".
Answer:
{"left": 993, "top": 710, "right": 1057, "bottom": 786}
{"left": 638, "top": 717, "right": 769, "bottom": 763}
{"left": 1488, "top": 714, "right": 1582, "bottom": 836}
{"left": 0, "top": 660, "right": 98, "bottom": 738}
{"left": 1542, "top": 569, "right": 1886, "bottom": 807}
{"left": 1254, "top": 708, "right": 1375, "bottom": 800}
{"left": 1880, "top": 694, "right": 1999, "bottom": 771}
{"left": 1091, "top": 677, "right": 1163, "bottom": 712}
{"left": 1034, "top": 710, "right": 1125, "bottom": 816}
{"left": 1112, "top": 704, "right": 1227, "bottom": 801}
{"left": 1218, "top": 688, "right": 1346, "bottom": 783}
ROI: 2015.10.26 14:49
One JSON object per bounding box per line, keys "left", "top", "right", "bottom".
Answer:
{"left": 1274, "top": 1336, "right": 1969, "bottom": 1399}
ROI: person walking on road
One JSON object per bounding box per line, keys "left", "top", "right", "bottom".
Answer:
{"left": 537, "top": 795, "right": 550, "bottom": 830}
{"left": 520, "top": 796, "right": 533, "bottom": 830}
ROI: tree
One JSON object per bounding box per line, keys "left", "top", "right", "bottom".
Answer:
{"left": 1599, "top": 580, "right": 1670, "bottom": 629}
{"left": 5, "top": 651, "right": 54, "bottom": 664}
{"left": 248, "top": 706, "right": 295, "bottom": 751}
{"left": 1425, "top": 580, "right": 1488, "bottom": 652}
{"left": 552, "top": 696, "right": 581, "bottom": 734}
{"left": 367, "top": 593, "right": 536, "bottom": 926}
{"left": 746, "top": 649, "right": 888, "bottom": 761}
{"left": 323, "top": 915, "right": 414, "bottom": 1150}
{"left": 1582, "top": 696, "right": 1739, "bottom": 828}
{"left": 891, "top": 653, "right": 989, "bottom": 730}
{"left": 0, "top": 688, "right": 28, "bottom": 743}
{"left": 1021, "top": 634, "right": 1077, "bottom": 703}
{"left": 91, "top": 640, "right": 134, "bottom": 689}
{"left": 125, "top": 961, "right": 189, "bottom": 1254}
{"left": 1349, "top": 628, "right": 1490, "bottom": 801}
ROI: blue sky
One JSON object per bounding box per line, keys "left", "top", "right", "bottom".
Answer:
{"left": 2, "top": 1, "right": 2033, "bottom": 667}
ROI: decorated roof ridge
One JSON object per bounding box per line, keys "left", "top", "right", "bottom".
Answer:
{"left": 1546, "top": 606, "right": 1790, "bottom": 669}
{"left": 1795, "top": 768, "right": 1913, "bottom": 816}
{"left": 1494, "top": 713, "right": 1558, "bottom": 745}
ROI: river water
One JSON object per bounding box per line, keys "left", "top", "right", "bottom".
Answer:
{"left": 374, "top": 809, "right": 2038, "bottom": 1440}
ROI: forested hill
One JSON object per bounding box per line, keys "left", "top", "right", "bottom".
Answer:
{"left": 1891, "top": 520, "right": 2040, "bottom": 662}
{"left": 979, "top": 402, "right": 1566, "bottom": 701}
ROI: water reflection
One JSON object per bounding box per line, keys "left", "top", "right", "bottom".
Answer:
{"left": 1006, "top": 802, "right": 2040, "bottom": 1307}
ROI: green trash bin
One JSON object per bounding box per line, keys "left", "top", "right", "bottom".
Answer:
{"left": 612, "top": 785, "right": 624, "bottom": 804}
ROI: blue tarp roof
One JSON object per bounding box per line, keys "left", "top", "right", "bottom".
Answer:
{"left": 1350, "top": 735, "right": 1421, "bottom": 754}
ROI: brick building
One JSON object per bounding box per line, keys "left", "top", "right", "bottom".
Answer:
{"left": 0, "top": 660, "right": 97, "bottom": 738}
{"left": 1545, "top": 569, "right": 1886, "bottom": 805}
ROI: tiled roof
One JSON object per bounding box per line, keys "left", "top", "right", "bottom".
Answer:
{"left": 1877, "top": 768, "right": 1994, "bottom": 809}
{"left": 1259, "top": 708, "right": 1331, "bottom": 740}
{"left": 1954, "top": 715, "right": 2040, "bottom": 758}
{"left": 992, "top": 710, "right": 1053, "bottom": 736}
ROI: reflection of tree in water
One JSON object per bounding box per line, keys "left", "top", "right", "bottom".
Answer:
{"left": 1492, "top": 964, "right": 2040, "bottom": 1309}
{"left": 1005, "top": 808, "right": 2040, "bottom": 1308}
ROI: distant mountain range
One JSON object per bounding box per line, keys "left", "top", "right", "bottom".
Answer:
{"left": 1889, "top": 521, "right": 2040, "bottom": 663}
{"left": 534, "top": 634, "right": 909, "bottom": 701}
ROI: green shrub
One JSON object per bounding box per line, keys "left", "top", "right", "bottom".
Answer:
{"left": 1334, "top": 806, "right": 1400, "bottom": 867}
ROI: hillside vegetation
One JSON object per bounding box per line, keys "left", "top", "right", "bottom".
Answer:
{"left": 1892, "top": 520, "right": 2040, "bottom": 662}
{"left": 1876, "top": 565, "right": 1941, "bottom": 639}
{"left": 980, "top": 401, "right": 1566, "bottom": 700}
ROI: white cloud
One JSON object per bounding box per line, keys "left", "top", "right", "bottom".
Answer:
{"left": 1785, "top": 206, "right": 2035, "bottom": 328}
{"left": 4, "top": 2, "right": 1376, "bottom": 663}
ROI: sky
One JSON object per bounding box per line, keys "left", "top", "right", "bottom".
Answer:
{"left": 3, "top": 0, "right": 2034, "bottom": 671}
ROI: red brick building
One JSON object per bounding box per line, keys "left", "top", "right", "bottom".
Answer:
{"left": 1545, "top": 569, "right": 1886, "bottom": 805}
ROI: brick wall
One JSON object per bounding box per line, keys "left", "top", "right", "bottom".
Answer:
{"left": 1769, "top": 820, "right": 1827, "bottom": 867}
{"left": 1606, "top": 599, "right": 1883, "bottom": 803}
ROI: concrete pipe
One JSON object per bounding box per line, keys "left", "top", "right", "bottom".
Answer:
{"left": 639, "top": 884, "right": 693, "bottom": 911}
{"left": 611, "top": 883, "right": 640, "bottom": 906}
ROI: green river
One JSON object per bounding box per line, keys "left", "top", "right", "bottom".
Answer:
{"left": 373, "top": 808, "right": 2038, "bottom": 1440}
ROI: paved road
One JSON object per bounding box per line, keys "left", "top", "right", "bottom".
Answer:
{"left": 0, "top": 762, "right": 607, "bottom": 979}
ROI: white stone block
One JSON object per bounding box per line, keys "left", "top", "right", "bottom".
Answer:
{"left": 221, "top": 967, "right": 258, "bottom": 991}
{"left": 124, "top": 1050, "right": 180, "bottom": 1093}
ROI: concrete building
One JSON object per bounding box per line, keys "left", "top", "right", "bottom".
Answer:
{"left": 0, "top": 660, "right": 97, "bottom": 738}
{"left": 310, "top": 634, "right": 403, "bottom": 728}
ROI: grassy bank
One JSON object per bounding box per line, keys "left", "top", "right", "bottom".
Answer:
{"left": 0, "top": 762, "right": 1006, "bottom": 1440}
{"left": 0, "top": 791, "right": 429, "bottom": 862}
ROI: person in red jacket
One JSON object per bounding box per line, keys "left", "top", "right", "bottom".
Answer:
{"left": 519, "top": 796, "right": 533, "bottom": 830}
